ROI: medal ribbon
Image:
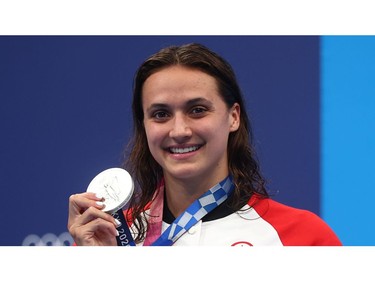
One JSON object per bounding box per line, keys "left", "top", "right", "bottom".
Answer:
{"left": 113, "top": 209, "right": 136, "bottom": 246}
{"left": 150, "top": 175, "right": 234, "bottom": 246}
{"left": 115, "top": 175, "right": 234, "bottom": 246}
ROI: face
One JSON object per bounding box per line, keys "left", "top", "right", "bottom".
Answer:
{"left": 142, "top": 66, "right": 240, "bottom": 185}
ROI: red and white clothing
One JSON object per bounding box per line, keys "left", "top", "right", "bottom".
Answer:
{"left": 130, "top": 193, "right": 342, "bottom": 246}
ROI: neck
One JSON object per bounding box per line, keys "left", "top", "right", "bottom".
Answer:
{"left": 163, "top": 174, "right": 229, "bottom": 218}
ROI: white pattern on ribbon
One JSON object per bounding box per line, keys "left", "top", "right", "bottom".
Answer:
{"left": 153, "top": 176, "right": 234, "bottom": 245}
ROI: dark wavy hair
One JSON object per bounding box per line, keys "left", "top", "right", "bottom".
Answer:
{"left": 122, "top": 43, "right": 268, "bottom": 243}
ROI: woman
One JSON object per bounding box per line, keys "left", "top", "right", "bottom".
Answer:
{"left": 68, "top": 43, "right": 342, "bottom": 246}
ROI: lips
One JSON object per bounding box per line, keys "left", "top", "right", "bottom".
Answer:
{"left": 169, "top": 145, "right": 201, "bottom": 154}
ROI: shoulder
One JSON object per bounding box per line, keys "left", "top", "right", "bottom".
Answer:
{"left": 248, "top": 195, "right": 342, "bottom": 246}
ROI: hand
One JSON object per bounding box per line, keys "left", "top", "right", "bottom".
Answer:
{"left": 67, "top": 192, "right": 119, "bottom": 246}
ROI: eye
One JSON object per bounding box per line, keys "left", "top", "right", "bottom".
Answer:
{"left": 190, "top": 106, "right": 207, "bottom": 116}
{"left": 152, "top": 110, "right": 170, "bottom": 120}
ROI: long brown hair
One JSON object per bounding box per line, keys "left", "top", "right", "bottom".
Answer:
{"left": 123, "top": 43, "right": 268, "bottom": 243}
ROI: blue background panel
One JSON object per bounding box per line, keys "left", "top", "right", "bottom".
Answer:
{"left": 1, "top": 36, "right": 320, "bottom": 245}
{"left": 321, "top": 36, "right": 375, "bottom": 246}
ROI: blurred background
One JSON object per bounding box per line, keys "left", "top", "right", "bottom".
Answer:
{"left": 0, "top": 35, "right": 374, "bottom": 246}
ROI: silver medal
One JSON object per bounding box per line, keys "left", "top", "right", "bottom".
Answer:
{"left": 87, "top": 168, "right": 134, "bottom": 214}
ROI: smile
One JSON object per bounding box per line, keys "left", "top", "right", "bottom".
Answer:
{"left": 169, "top": 145, "right": 201, "bottom": 154}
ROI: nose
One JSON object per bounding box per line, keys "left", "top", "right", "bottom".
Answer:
{"left": 169, "top": 113, "right": 192, "bottom": 141}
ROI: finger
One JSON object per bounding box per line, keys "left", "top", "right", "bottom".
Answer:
{"left": 69, "top": 207, "right": 119, "bottom": 244}
{"left": 68, "top": 192, "right": 106, "bottom": 229}
{"left": 68, "top": 192, "right": 105, "bottom": 217}
{"left": 88, "top": 217, "right": 119, "bottom": 238}
{"left": 70, "top": 206, "right": 121, "bottom": 239}
{"left": 78, "top": 206, "right": 117, "bottom": 228}
{"left": 72, "top": 217, "right": 118, "bottom": 246}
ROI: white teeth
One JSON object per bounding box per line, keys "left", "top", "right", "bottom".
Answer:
{"left": 170, "top": 146, "right": 199, "bottom": 154}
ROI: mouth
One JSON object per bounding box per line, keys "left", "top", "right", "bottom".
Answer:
{"left": 168, "top": 145, "right": 202, "bottom": 154}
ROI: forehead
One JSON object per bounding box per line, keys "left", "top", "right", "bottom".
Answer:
{"left": 142, "top": 66, "right": 220, "bottom": 104}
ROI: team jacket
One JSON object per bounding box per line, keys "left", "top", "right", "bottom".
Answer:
{"left": 133, "top": 194, "right": 342, "bottom": 246}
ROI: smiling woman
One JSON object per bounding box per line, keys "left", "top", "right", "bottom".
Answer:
{"left": 142, "top": 66, "right": 240, "bottom": 193}
{"left": 67, "top": 43, "right": 342, "bottom": 246}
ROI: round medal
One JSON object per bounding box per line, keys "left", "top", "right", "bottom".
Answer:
{"left": 87, "top": 168, "right": 134, "bottom": 214}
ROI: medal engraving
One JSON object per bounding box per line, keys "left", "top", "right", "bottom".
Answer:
{"left": 87, "top": 168, "right": 134, "bottom": 214}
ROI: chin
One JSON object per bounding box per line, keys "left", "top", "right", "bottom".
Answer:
{"left": 166, "top": 167, "right": 202, "bottom": 180}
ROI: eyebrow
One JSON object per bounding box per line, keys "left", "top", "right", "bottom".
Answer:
{"left": 146, "top": 98, "right": 214, "bottom": 114}
{"left": 186, "top": 97, "right": 213, "bottom": 107}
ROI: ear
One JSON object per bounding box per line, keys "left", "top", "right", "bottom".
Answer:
{"left": 229, "top": 103, "right": 240, "bottom": 132}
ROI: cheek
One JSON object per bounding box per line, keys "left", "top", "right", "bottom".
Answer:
{"left": 201, "top": 120, "right": 232, "bottom": 144}
{"left": 198, "top": 117, "right": 231, "bottom": 136}
{"left": 144, "top": 128, "right": 159, "bottom": 160}
{"left": 144, "top": 124, "right": 165, "bottom": 149}
{"left": 196, "top": 123, "right": 228, "bottom": 144}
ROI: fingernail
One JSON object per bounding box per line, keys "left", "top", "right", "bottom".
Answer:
{"left": 114, "top": 218, "right": 122, "bottom": 227}
{"left": 94, "top": 193, "right": 104, "bottom": 200}
{"left": 116, "top": 230, "right": 119, "bottom": 236}
{"left": 96, "top": 201, "right": 104, "bottom": 207}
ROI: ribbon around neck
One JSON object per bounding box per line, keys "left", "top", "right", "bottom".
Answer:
{"left": 116, "top": 175, "right": 235, "bottom": 246}
{"left": 148, "top": 175, "right": 234, "bottom": 246}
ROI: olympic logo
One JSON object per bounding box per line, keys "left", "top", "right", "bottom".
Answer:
{"left": 22, "top": 232, "right": 74, "bottom": 246}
